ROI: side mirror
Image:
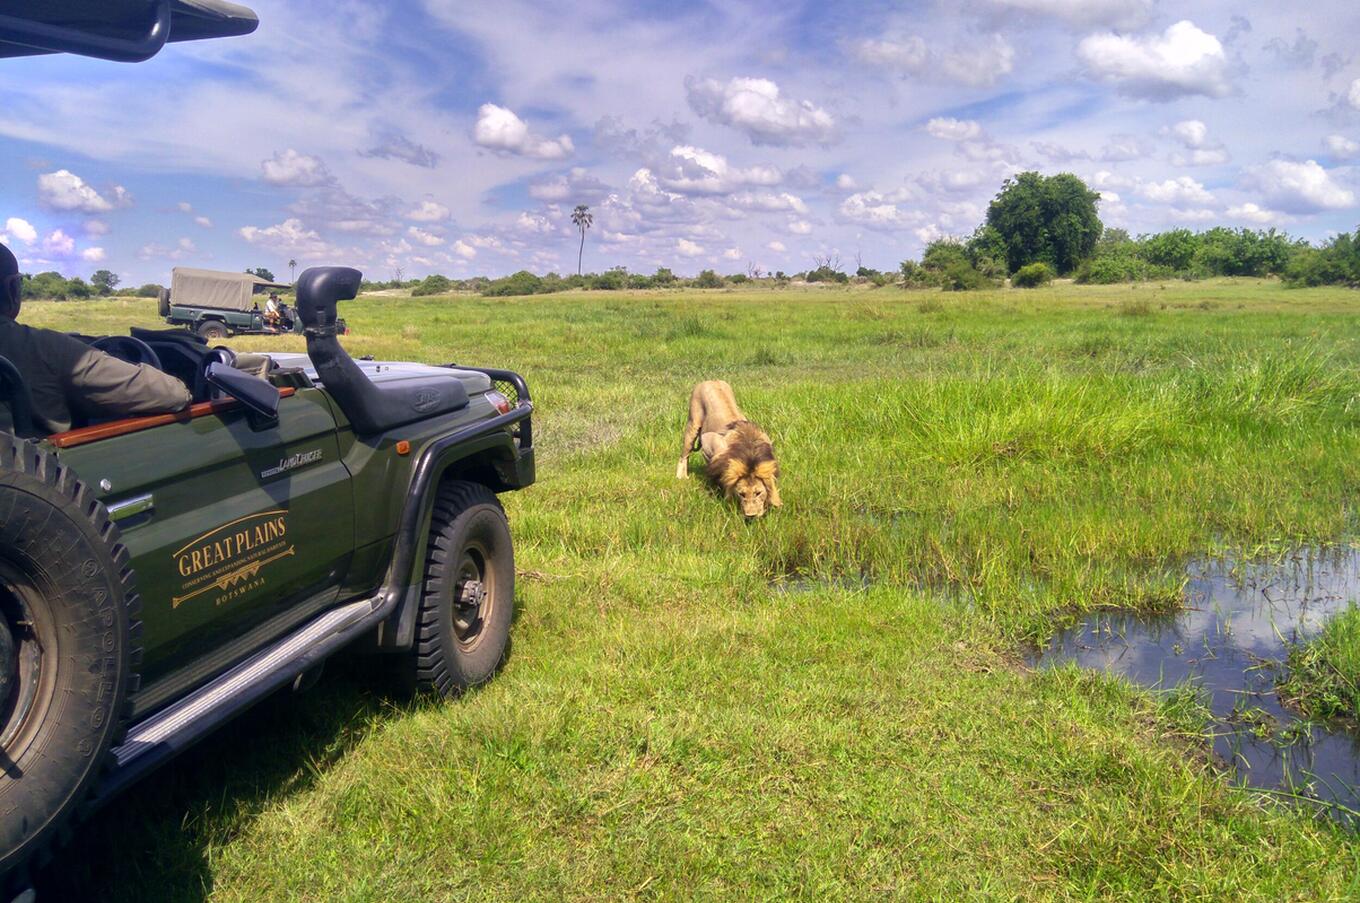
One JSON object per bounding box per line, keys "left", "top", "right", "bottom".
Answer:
{"left": 295, "top": 266, "right": 362, "bottom": 332}
{"left": 205, "top": 361, "right": 280, "bottom": 429}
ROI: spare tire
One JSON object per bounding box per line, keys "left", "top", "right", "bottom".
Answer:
{"left": 0, "top": 433, "right": 140, "bottom": 887}
{"left": 157, "top": 287, "right": 170, "bottom": 318}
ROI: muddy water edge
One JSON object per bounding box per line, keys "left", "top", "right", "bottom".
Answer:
{"left": 1032, "top": 547, "right": 1360, "bottom": 825}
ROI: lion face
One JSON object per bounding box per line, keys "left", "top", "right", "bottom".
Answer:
{"left": 708, "top": 429, "right": 783, "bottom": 518}
{"left": 733, "top": 474, "right": 772, "bottom": 517}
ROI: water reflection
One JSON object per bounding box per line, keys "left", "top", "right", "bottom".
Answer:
{"left": 1034, "top": 548, "right": 1360, "bottom": 823}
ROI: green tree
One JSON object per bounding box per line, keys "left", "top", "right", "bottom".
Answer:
{"left": 693, "top": 269, "right": 723, "bottom": 288}
{"left": 985, "top": 172, "right": 1102, "bottom": 275}
{"left": 571, "top": 205, "right": 593, "bottom": 276}
{"left": 90, "top": 269, "right": 119, "bottom": 296}
{"left": 1140, "top": 229, "right": 1198, "bottom": 271}
{"left": 288, "top": 258, "right": 298, "bottom": 283}
{"left": 246, "top": 266, "right": 275, "bottom": 282}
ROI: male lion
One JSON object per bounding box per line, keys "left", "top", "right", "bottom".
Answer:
{"left": 676, "top": 380, "right": 782, "bottom": 517}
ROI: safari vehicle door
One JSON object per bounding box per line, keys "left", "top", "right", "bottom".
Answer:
{"left": 48, "top": 374, "right": 357, "bottom": 718}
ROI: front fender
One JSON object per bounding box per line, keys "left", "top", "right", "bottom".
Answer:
{"left": 372, "top": 403, "right": 533, "bottom": 650}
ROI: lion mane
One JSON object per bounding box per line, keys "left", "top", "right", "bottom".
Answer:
{"left": 706, "top": 420, "right": 779, "bottom": 491}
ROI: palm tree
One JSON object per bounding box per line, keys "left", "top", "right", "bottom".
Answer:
{"left": 288, "top": 258, "right": 297, "bottom": 283}
{"left": 571, "top": 204, "right": 593, "bottom": 276}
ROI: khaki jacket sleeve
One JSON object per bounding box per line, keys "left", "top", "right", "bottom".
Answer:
{"left": 63, "top": 343, "right": 192, "bottom": 419}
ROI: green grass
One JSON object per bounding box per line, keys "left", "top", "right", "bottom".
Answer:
{"left": 23, "top": 279, "right": 1360, "bottom": 899}
{"left": 1282, "top": 606, "right": 1360, "bottom": 722}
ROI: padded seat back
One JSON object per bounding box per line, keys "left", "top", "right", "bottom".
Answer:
{"left": 0, "top": 354, "right": 39, "bottom": 438}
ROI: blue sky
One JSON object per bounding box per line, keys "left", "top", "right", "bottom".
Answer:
{"left": 2, "top": 0, "right": 1359, "bottom": 284}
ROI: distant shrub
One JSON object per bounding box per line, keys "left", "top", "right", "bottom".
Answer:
{"left": 939, "top": 261, "right": 996, "bottom": 292}
{"left": 1074, "top": 254, "right": 1167, "bottom": 285}
{"left": 805, "top": 265, "right": 848, "bottom": 283}
{"left": 693, "top": 269, "right": 724, "bottom": 289}
{"left": 1283, "top": 229, "right": 1359, "bottom": 287}
{"left": 652, "top": 267, "right": 676, "bottom": 286}
{"left": 482, "top": 270, "right": 544, "bottom": 296}
{"left": 135, "top": 283, "right": 165, "bottom": 298}
{"left": 1012, "top": 262, "right": 1055, "bottom": 288}
{"left": 921, "top": 239, "right": 970, "bottom": 275}
{"left": 727, "top": 273, "right": 749, "bottom": 284}
{"left": 411, "top": 274, "right": 453, "bottom": 296}
{"left": 587, "top": 269, "right": 626, "bottom": 290}
{"left": 899, "top": 259, "right": 933, "bottom": 289}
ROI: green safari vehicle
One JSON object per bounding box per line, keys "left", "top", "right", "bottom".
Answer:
{"left": 161, "top": 267, "right": 297, "bottom": 339}
{"left": 0, "top": 4, "right": 535, "bottom": 894}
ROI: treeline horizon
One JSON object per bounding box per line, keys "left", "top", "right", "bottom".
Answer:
{"left": 16, "top": 170, "right": 1360, "bottom": 300}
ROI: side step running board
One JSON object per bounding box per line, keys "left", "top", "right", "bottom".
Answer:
{"left": 95, "top": 593, "right": 386, "bottom": 803}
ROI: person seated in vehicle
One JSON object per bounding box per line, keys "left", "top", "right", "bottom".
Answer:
{"left": 277, "top": 299, "right": 294, "bottom": 330}
{"left": 264, "top": 291, "right": 281, "bottom": 327}
{"left": 0, "top": 242, "right": 192, "bottom": 433}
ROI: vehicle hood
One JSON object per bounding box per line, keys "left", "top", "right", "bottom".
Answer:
{"left": 266, "top": 353, "right": 493, "bottom": 394}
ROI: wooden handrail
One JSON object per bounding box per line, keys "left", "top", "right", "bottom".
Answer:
{"left": 47, "top": 387, "right": 296, "bottom": 449}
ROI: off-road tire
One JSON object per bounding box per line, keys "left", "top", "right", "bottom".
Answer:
{"left": 156, "top": 287, "right": 170, "bottom": 318}
{"left": 195, "top": 320, "right": 228, "bottom": 341}
{"left": 409, "top": 481, "right": 514, "bottom": 696}
{"left": 0, "top": 434, "right": 140, "bottom": 889}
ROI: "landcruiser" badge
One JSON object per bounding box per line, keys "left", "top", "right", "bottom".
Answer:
{"left": 260, "top": 448, "right": 323, "bottom": 480}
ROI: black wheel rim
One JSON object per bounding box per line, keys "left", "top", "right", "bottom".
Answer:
{"left": 0, "top": 563, "right": 52, "bottom": 760}
{"left": 453, "top": 542, "right": 495, "bottom": 652}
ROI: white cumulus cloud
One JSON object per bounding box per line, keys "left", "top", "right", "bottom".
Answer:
{"left": 407, "top": 200, "right": 450, "bottom": 222}
{"left": 685, "top": 76, "right": 837, "bottom": 147}
{"left": 237, "top": 218, "right": 329, "bottom": 257}
{"left": 1326, "top": 135, "right": 1360, "bottom": 159}
{"left": 407, "top": 226, "right": 444, "bottom": 247}
{"left": 676, "top": 238, "right": 704, "bottom": 257}
{"left": 926, "top": 118, "right": 983, "bottom": 141}
{"left": 1140, "top": 176, "right": 1214, "bottom": 206}
{"left": 788, "top": 220, "right": 813, "bottom": 235}
{"left": 516, "top": 212, "right": 555, "bottom": 233}
{"left": 854, "top": 34, "right": 1014, "bottom": 87}
{"left": 1164, "top": 119, "right": 1230, "bottom": 166}
{"left": 838, "top": 191, "right": 923, "bottom": 230}
{"left": 722, "top": 247, "right": 742, "bottom": 260}
{"left": 194, "top": 215, "right": 213, "bottom": 228}
{"left": 41, "top": 229, "right": 75, "bottom": 255}
{"left": 137, "top": 237, "right": 197, "bottom": 261}
{"left": 835, "top": 173, "right": 857, "bottom": 190}
{"left": 729, "top": 191, "right": 808, "bottom": 214}
{"left": 1078, "top": 21, "right": 1233, "bottom": 100}
{"left": 1247, "top": 159, "right": 1356, "bottom": 213}
{"left": 37, "top": 169, "right": 124, "bottom": 212}
{"left": 655, "top": 145, "right": 782, "bottom": 196}
{"left": 473, "top": 104, "right": 573, "bottom": 160}
{"left": 766, "top": 240, "right": 787, "bottom": 253}
{"left": 452, "top": 240, "right": 477, "bottom": 260}
{"left": 260, "top": 149, "right": 334, "bottom": 187}
{"left": 4, "top": 217, "right": 37, "bottom": 245}
{"left": 1226, "top": 203, "right": 1285, "bottom": 224}
{"left": 80, "top": 247, "right": 106, "bottom": 262}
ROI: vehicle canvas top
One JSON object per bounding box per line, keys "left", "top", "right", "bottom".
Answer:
{"left": 170, "top": 267, "right": 289, "bottom": 311}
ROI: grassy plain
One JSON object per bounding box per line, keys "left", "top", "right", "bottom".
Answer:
{"left": 24, "top": 279, "right": 1360, "bottom": 899}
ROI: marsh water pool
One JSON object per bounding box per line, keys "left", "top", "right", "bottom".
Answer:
{"left": 1033, "top": 548, "right": 1360, "bottom": 823}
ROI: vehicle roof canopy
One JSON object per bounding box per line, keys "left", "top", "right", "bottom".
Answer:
{"left": 170, "top": 267, "right": 289, "bottom": 311}
{"left": 0, "top": 1, "right": 258, "bottom": 62}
